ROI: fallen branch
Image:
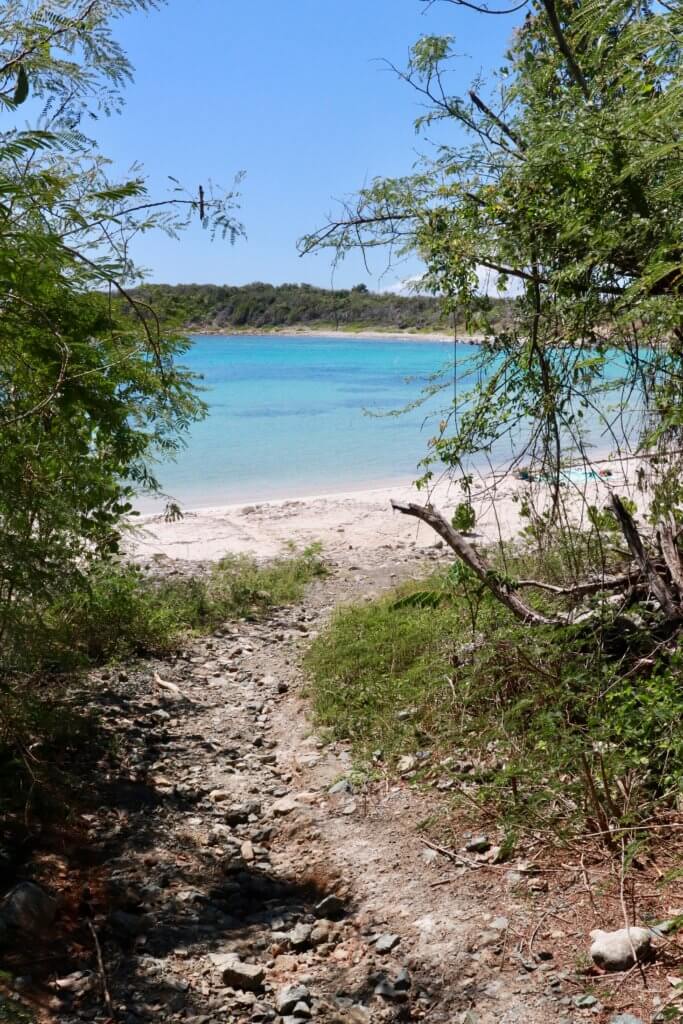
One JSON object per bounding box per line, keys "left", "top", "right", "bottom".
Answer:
{"left": 658, "top": 512, "right": 683, "bottom": 598}
{"left": 391, "top": 499, "right": 637, "bottom": 628}
{"left": 88, "top": 920, "right": 115, "bottom": 1021}
{"left": 153, "top": 671, "right": 197, "bottom": 704}
{"left": 419, "top": 836, "right": 478, "bottom": 869}
{"left": 391, "top": 500, "right": 561, "bottom": 625}
{"left": 611, "top": 494, "right": 681, "bottom": 620}
{"left": 513, "top": 571, "right": 641, "bottom": 597}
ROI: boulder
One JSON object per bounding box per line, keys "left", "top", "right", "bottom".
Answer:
{"left": 589, "top": 927, "right": 651, "bottom": 971}
{"left": 0, "top": 882, "right": 56, "bottom": 940}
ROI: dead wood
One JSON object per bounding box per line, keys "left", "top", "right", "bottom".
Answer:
{"left": 610, "top": 494, "right": 681, "bottom": 621}
{"left": 391, "top": 494, "right": 683, "bottom": 630}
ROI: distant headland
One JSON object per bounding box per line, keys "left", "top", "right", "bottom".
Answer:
{"left": 122, "top": 281, "right": 512, "bottom": 337}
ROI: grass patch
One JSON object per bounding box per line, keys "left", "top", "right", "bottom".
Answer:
{"left": 5, "top": 543, "right": 326, "bottom": 673}
{"left": 305, "top": 541, "right": 683, "bottom": 836}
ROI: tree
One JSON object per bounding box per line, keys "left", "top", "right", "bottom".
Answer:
{"left": 0, "top": 1, "right": 243, "bottom": 662}
{"left": 302, "top": 0, "right": 683, "bottom": 632}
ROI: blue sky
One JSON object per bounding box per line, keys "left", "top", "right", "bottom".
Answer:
{"left": 96, "top": 0, "right": 521, "bottom": 291}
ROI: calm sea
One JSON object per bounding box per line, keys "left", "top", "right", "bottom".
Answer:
{"left": 140, "top": 334, "right": 471, "bottom": 510}
{"left": 139, "top": 334, "right": 635, "bottom": 512}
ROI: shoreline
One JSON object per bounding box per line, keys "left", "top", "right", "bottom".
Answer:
{"left": 186, "top": 326, "right": 484, "bottom": 344}
{"left": 125, "top": 462, "right": 636, "bottom": 563}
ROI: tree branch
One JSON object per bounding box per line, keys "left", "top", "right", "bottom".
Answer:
{"left": 610, "top": 494, "right": 681, "bottom": 620}
{"left": 468, "top": 90, "right": 525, "bottom": 151}
{"left": 391, "top": 499, "right": 561, "bottom": 625}
{"left": 541, "top": 0, "right": 590, "bottom": 100}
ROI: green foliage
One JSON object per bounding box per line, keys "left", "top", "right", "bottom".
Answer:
{"left": 5, "top": 545, "right": 326, "bottom": 672}
{"left": 0, "top": 2, "right": 244, "bottom": 659}
{"left": 452, "top": 502, "right": 476, "bottom": 532}
{"left": 121, "top": 281, "right": 512, "bottom": 334}
{"left": 303, "top": 1, "right": 683, "bottom": 508}
{"left": 306, "top": 538, "right": 683, "bottom": 832}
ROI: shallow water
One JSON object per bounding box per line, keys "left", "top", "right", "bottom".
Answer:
{"left": 141, "top": 334, "right": 473, "bottom": 509}
{"left": 139, "top": 334, "right": 635, "bottom": 512}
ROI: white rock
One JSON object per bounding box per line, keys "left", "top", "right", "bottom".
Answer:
{"left": 589, "top": 927, "right": 651, "bottom": 971}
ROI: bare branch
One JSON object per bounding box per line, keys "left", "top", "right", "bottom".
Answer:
{"left": 422, "top": 0, "right": 530, "bottom": 14}
{"left": 391, "top": 499, "right": 561, "bottom": 625}
{"left": 610, "top": 494, "right": 681, "bottom": 620}
{"left": 540, "top": 0, "right": 590, "bottom": 100}
{"left": 468, "top": 90, "right": 525, "bottom": 151}
{"left": 514, "top": 573, "right": 642, "bottom": 597}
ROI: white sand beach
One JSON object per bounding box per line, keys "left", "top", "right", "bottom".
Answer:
{"left": 189, "top": 327, "right": 484, "bottom": 344}
{"left": 126, "top": 461, "right": 636, "bottom": 563}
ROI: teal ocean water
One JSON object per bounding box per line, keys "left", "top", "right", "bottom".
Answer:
{"left": 143, "top": 334, "right": 467, "bottom": 510}
{"left": 142, "top": 334, "right": 635, "bottom": 511}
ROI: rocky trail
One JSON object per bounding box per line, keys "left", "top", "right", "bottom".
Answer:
{"left": 0, "top": 547, "right": 667, "bottom": 1024}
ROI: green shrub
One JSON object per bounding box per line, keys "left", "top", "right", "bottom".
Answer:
{"left": 305, "top": 541, "right": 683, "bottom": 835}
{"left": 2, "top": 544, "right": 326, "bottom": 673}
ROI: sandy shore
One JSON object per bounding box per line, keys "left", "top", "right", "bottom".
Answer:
{"left": 188, "top": 326, "right": 483, "bottom": 344}
{"left": 125, "top": 465, "right": 634, "bottom": 563}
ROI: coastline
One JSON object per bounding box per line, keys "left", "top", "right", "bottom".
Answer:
{"left": 125, "top": 463, "right": 635, "bottom": 563}
{"left": 186, "top": 325, "right": 484, "bottom": 344}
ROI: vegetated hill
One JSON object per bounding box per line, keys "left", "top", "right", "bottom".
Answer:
{"left": 125, "top": 281, "right": 512, "bottom": 333}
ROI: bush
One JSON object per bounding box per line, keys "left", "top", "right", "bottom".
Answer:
{"left": 305, "top": 541, "right": 683, "bottom": 836}
{"left": 2, "top": 545, "right": 327, "bottom": 673}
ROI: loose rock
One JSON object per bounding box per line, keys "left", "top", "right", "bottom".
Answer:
{"left": 589, "top": 927, "right": 651, "bottom": 971}
{"left": 0, "top": 882, "right": 56, "bottom": 940}
{"left": 276, "top": 984, "right": 310, "bottom": 1015}
{"left": 209, "top": 953, "right": 264, "bottom": 991}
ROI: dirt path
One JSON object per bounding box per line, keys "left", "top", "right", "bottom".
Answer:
{"left": 15, "top": 550, "right": 598, "bottom": 1023}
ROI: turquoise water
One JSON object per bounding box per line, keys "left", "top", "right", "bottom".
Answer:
{"left": 142, "top": 334, "right": 637, "bottom": 511}
{"left": 143, "top": 334, "right": 469, "bottom": 509}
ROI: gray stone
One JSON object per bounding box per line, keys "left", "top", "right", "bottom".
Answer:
{"left": 374, "top": 979, "right": 408, "bottom": 1002}
{"left": 288, "top": 922, "right": 313, "bottom": 949}
{"left": 374, "top": 933, "right": 400, "bottom": 953}
{"left": 209, "top": 953, "right": 264, "bottom": 991}
{"left": 465, "top": 836, "right": 491, "bottom": 854}
{"left": 589, "top": 927, "right": 651, "bottom": 971}
{"left": 573, "top": 994, "right": 598, "bottom": 1008}
{"left": 271, "top": 794, "right": 299, "bottom": 816}
{"left": 310, "top": 919, "right": 333, "bottom": 945}
{"left": 276, "top": 984, "right": 310, "bottom": 1015}
{"left": 0, "top": 882, "right": 56, "bottom": 939}
{"left": 225, "top": 802, "right": 261, "bottom": 825}
{"left": 328, "top": 780, "right": 352, "bottom": 795}
{"left": 610, "top": 1016, "right": 645, "bottom": 1024}
{"left": 314, "top": 894, "right": 345, "bottom": 919}
{"left": 394, "top": 968, "right": 411, "bottom": 991}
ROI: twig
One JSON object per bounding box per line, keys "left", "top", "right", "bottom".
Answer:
{"left": 528, "top": 906, "right": 563, "bottom": 956}
{"left": 88, "top": 920, "right": 115, "bottom": 1020}
{"left": 620, "top": 839, "right": 647, "bottom": 987}
{"left": 581, "top": 851, "right": 599, "bottom": 919}
{"left": 419, "top": 836, "right": 478, "bottom": 868}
